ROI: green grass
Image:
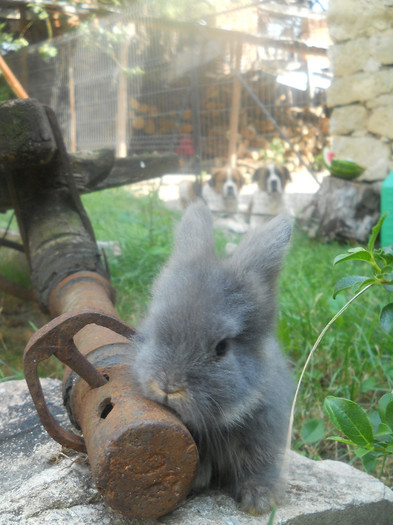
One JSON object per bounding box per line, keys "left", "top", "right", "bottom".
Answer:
{"left": 81, "top": 187, "right": 180, "bottom": 324}
{"left": 279, "top": 229, "right": 393, "bottom": 478}
{"left": 1, "top": 186, "right": 392, "bottom": 482}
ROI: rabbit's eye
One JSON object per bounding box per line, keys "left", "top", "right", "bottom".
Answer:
{"left": 214, "top": 339, "right": 229, "bottom": 358}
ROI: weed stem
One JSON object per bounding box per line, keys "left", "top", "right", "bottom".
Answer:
{"left": 284, "top": 283, "right": 375, "bottom": 457}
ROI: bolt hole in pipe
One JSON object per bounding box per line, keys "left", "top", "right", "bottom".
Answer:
{"left": 99, "top": 398, "right": 114, "bottom": 419}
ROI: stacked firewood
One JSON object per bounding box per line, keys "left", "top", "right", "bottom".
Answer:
{"left": 127, "top": 76, "right": 330, "bottom": 170}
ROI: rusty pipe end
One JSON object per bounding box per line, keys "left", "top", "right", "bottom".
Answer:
{"left": 72, "top": 360, "right": 199, "bottom": 518}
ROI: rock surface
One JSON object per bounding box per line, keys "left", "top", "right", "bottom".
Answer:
{"left": 1, "top": 379, "right": 393, "bottom": 525}
{"left": 297, "top": 175, "right": 381, "bottom": 242}
{"left": 327, "top": 0, "right": 393, "bottom": 182}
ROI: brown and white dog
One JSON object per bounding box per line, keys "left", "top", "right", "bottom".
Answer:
{"left": 202, "top": 166, "right": 245, "bottom": 214}
{"left": 248, "top": 163, "right": 291, "bottom": 227}
{"left": 179, "top": 167, "right": 248, "bottom": 233}
{"left": 179, "top": 167, "right": 245, "bottom": 214}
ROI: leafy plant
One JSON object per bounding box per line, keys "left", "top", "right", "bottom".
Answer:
{"left": 79, "top": 21, "right": 145, "bottom": 74}
{"left": 0, "top": 22, "right": 28, "bottom": 53}
{"left": 287, "top": 213, "right": 393, "bottom": 475}
{"left": 321, "top": 213, "right": 393, "bottom": 475}
{"left": 333, "top": 212, "right": 393, "bottom": 334}
{"left": 324, "top": 394, "right": 393, "bottom": 476}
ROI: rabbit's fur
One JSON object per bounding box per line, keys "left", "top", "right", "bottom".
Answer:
{"left": 133, "top": 201, "right": 293, "bottom": 514}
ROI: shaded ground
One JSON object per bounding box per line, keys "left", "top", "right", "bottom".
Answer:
{"left": 0, "top": 247, "right": 51, "bottom": 379}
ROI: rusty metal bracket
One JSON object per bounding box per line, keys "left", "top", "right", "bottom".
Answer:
{"left": 23, "top": 310, "right": 134, "bottom": 451}
{"left": 23, "top": 303, "right": 199, "bottom": 518}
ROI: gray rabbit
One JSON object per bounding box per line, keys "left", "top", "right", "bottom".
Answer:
{"left": 133, "top": 201, "right": 293, "bottom": 514}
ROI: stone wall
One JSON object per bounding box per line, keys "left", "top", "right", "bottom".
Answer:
{"left": 327, "top": 0, "right": 393, "bottom": 181}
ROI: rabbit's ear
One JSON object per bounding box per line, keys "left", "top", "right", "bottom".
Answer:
{"left": 172, "top": 200, "right": 216, "bottom": 262}
{"left": 229, "top": 214, "right": 292, "bottom": 281}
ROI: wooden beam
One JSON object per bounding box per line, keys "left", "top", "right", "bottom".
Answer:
{"left": 0, "top": 149, "right": 180, "bottom": 211}
{"left": 228, "top": 41, "right": 242, "bottom": 169}
{"left": 68, "top": 61, "right": 77, "bottom": 153}
{"left": 115, "top": 38, "right": 130, "bottom": 158}
{"left": 145, "top": 17, "right": 328, "bottom": 58}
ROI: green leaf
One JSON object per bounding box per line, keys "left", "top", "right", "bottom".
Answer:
{"left": 333, "top": 248, "right": 372, "bottom": 266}
{"left": 326, "top": 436, "right": 354, "bottom": 445}
{"left": 324, "top": 396, "right": 373, "bottom": 447}
{"left": 380, "top": 303, "right": 393, "bottom": 334}
{"left": 368, "top": 212, "right": 388, "bottom": 252}
{"left": 354, "top": 447, "right": 372, "bottom": 458}
{"left": 352, "top": 278, "right": 376, "bottom": 294}
{"left": 300, "top": 419, "right": 325, "bottom": 444}
{"left": 333, "top": 276, "right": 370, "bottom": 298}
{"left": 374, "top": 423, "right": 393, "bottom": 437}
{"left": 361, "top": 452, "right": 377, "bottom": 473}
{"left": 386, "top": 401, "right": 393, "bottom": 431}
{"left": 380, "top": 246, "right": 393, "bottom": 265}
{"left": 368, "top": 409, "right": 382, "bottom": 433}
{"left": 378, "top": 393, "right": 393, "bottom": 422}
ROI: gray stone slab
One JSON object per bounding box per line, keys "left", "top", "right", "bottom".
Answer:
{"left": 1, "top": 379, "right": 392, "bottom": 524}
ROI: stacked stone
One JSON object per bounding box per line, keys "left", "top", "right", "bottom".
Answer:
{"left": 327, "top": 0, "right": 393, "bottom": 181}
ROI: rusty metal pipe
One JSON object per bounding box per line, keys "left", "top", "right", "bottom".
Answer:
{"left": 2, "top": 98, "right": 199, "bottom": 518}
{"left": 47, "top": 275, "right": 199, "bottom": 519}
{"left": 23, "top": 276, "right": 199, "bottom": 519}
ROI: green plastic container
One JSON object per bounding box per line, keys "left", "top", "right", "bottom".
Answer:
{"left": 381, "top": 170, "right": 393, "bottom": 247}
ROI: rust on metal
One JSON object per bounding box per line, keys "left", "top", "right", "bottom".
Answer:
{"left": 23, "top": 310, "right": 134, "bottom": 451}
{"left": 5, "top": 97, "right": 199, "bottom": 519}
{"left": 49, "top": 271, "right": 117, "bottom": 317}
{"left": 71, "top": 356, "right": 198, "bottom": 518}
{"left": 25, "top": 272, "right": 199, "bottom": 518}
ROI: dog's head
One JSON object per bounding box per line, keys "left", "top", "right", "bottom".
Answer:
{"left": 253, "top": 163, "right": 291, "bottom": 194}
{"left": 209, "top": 167, "right": 245, "bottom": 200}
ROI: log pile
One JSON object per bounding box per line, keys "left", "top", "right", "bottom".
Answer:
{"left": 127, "top": 74, "right": 330, "bottom": 173}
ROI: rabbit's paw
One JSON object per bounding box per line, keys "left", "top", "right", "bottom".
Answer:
{"left": 192, "top": 461, "right": 212, "bottom": 493}
{"left": 236, "top": 481, "right": 274, "bottom": 516}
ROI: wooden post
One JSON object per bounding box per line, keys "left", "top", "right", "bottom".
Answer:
{"left": 115, "top": 39, "right": 130, "bottom": 158}
{"left": 306, "top": 58, "right": 313, "bottom": 101}
{"left": 20, "top": 7, "right": 29, "bottom": 94}
{"left": 0, "top": 55, "right": 28, "bottom": 99}
{"left": 228, "top": 41, "right": 242, "bottom": 169}
{"left": 190, "top": 67, "right": 202, "bottom": 173}
{"left": 68, "top": 61, "right": 77, "bottom": 153}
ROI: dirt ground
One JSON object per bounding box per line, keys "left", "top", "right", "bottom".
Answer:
{"left": 0, "top": 244, "right": 50, "bottom": 377}
{"left": 0, "top": 289, "right": 50, "bottom": 377}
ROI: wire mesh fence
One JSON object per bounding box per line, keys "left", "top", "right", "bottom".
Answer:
{"left": 3, "top": 2, "right": 331, "bottom": 174}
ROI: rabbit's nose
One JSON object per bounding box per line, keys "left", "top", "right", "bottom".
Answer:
{"left": 149, "top": 379, "right": 187, "bottom": 400}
